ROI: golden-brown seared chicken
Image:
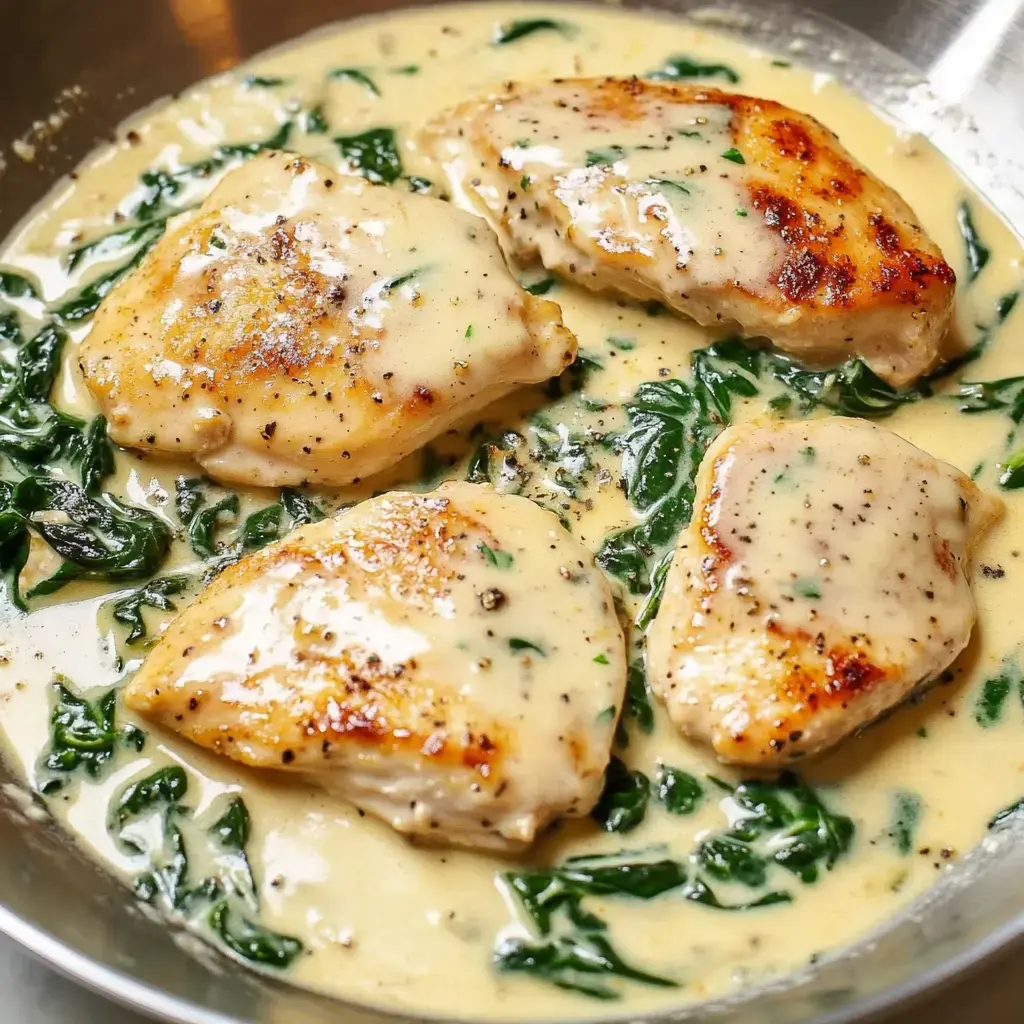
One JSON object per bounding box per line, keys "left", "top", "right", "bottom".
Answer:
{"left": 424, "top": 78, "right": 955, "bottom": 387}
{"left": 79, "top": 152, "right": 576, "bottom": 487}
{"left": 124, "top": 482, "right": 626, "bottom": 850}
{"left": 646, "top": 418, "right": 1001, "bottom": 766}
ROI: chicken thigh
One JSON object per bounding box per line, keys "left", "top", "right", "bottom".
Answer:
{"left": 646, "top": 417, "right": 1002, "bottom": 766}
{"left": 79, "top": 152, "right": 576, "bottom": 487}
{"left": 423, "top": 78, "right": 956, "bottom": 387}
{"left": 124, "top": 482, "right": 626, "bottom": 850}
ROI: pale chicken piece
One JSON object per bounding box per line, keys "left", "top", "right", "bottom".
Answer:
{"left": 646, "top": 418, "right": 1002, "bottom": 766}
{"left": 124, "top": 482, "right": 626, "bottom": 850}
{"left": 423, "top": 78, "right": 956, "bottom": 387}
{"left": 79, "top": 152, "right": 576, "bottom": 487}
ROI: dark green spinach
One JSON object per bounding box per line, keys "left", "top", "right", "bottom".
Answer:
{"left": 973, "top": 656, "right": 1023, "bottom": 725}
{"left": 328, "top": 67, "right": 379, "bottom": 95}
{"left": 5, "top": 478, "right": 172, "bottom": 596}
{"left": 591, "top": 757, "right": 649, "bottom": 833}
{"left": 957, "top": 199, "right": 990, "bottom": 285}
{"left": 653, "top": 766, "right": 703, "bottom": 815}
{"left": 110, "top": 574, "right": 192, "bottom": 644}
{"left": 495, "top": 932, "right": 675, "bottom": 1000}
{"left": 648, "top": 55, "right": 740, "bottom": 83}
{"left": 707, "top": 774, "right": 854, "bottom": 884}
{"left": 492, "top": 19, "right": 576, "bottom": 44}
{"left": 209, "top": 901, "right": 304, "bottom": 968}
{"left": 887, "top": 791, "right": 922, "bottom": 855}
{"left": 37, "top": 678, "right": 144, "bottom": 793}
{"left": 334, "top": 127, "right": 403, "bottom": 184}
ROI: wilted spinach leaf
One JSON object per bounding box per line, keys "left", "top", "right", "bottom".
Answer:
{"left": 114, "top": 765, "right": 189, "bottom": 831}
{"left": 957, "top": 199, "right": 990, "bottom": 284}
{"left": 887, "top": 790, "right": 922, "bottom": 855}
{"left": 110, "top": 574, "right": 191, "bottom": 644}
{"left": 327, "top": 67, "right": 379, "bottom": 95}
{"left": 708, "top": 774, "right": 854, "bottom": 884}
{"left": 648, "top": 55, "right": 740, "bottom": 83}
{"left": 335, "top": 127, "right": 403, "bottom": 184}
{"left": 210, "top": 796, "right": 257, "bottom": 904}
{"left": 973, "top": 656, "right": 1023, "bottom": 725}
{"left": 209, "top": 901, "right": 303, "bottom": 967}
{"left": 492, "top": 19, "right": 576, "bottom": 44}
{"left": 37, "top": 678, "right": 144, "bottom": 793}
{"left": 6, "top": 478, "right": 172, "bottom": 596}
{"left": 591, "top": 756, "right": 649, "bottom": 833}
{"left": 653, "top": 766, "right": 702, "bottom": 815}
{"left": 495, "top": 932, "right": 675, "bottom": 1000}
{"left": 0, "top": 270, "right": 40, "bottom": 300}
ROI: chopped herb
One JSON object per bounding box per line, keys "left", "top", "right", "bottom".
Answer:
{"left": 973, "top": 656, "right": 1022, "bottom": 726}
{"left": 645, "top": 177, "right": 690, "bottom": 195}
{"left": 999, "top": 449, "right": 1024, "bottom": 489}
{"left": 492, "top": 19, "right": 576, "bottom": 45}
{"left": 520, "top": 174, "right": 531, "bottom": 191}
{"left": 735, "top": 208, "right": 748, "bottom": 216}
{"left": 465, "top": 324, "right": 474, "bottom": 338}
{"left": 721, "top": 147, "right": 745, "bottom": 164}
{"left": 334, "top": 127, "right": 403, "bottom": 184}
{"left": 585, "top": 145, "right": 627, "bottom": 167}
{"left": 327, "top": 67, "right": 380, "bottom": 95}
{"left": 593, "top": 653, "right": 610, "bottom": 665}
{"left": 956, "top": 199, "right": 990, "bottom": 285}
{"left": 243, "top": 74, "right": 288, "bottom": 88}
{"left": 478, "top": 542, "right": 514, "bottom": 569}
{"left": 508, "top": 637, "right": 546, "bottom": 656}
{"left": 887, "top": 790, "right": 922, "bottom": 855}
{"left": 391, "top": 64, "right": 420, "bottom": 75}
{"left": 792, "top": 578, "right": 821, "bottom": 600}
{"left": 648, "top": 55, "right": 740, "bottom": 84}
{"left": 303, "top": 105, "right": 328, "bottom": 134}
{"left": 523, "top": 276, "right": 556, "bottom": 296}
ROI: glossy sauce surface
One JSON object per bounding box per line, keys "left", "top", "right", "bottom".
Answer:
{"left": 0, "top": 2, "right": 1022, "bottom": 1018}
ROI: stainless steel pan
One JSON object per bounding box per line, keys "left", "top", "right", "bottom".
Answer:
{"left": 0, "top": 2, "right": 1022, "bottom": 1021}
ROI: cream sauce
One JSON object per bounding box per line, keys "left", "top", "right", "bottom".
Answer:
{"left": 0, "top": 2, "right": 1022, "bottom": 1019}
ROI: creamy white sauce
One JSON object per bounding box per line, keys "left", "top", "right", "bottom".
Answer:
{"left": 0, "top": 2, "right": 1021, "bottom": 1019}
